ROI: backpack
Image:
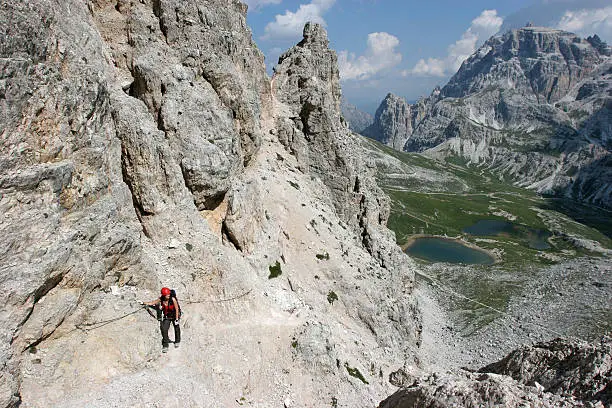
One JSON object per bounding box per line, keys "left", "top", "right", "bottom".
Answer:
{"left": 170, "top": 289, "right": 182, "bottom": 317}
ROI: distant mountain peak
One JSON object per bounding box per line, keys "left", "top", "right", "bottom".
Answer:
{"left": 367, "top": 26, "right": 612, "bottom": 207}
{"left": 442, "top": 26, "right": 608, "bottom": 101}
{"left": 340, "top": 98, "right": 373, "bottom": 134}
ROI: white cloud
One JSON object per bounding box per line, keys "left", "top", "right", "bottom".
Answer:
{"left": 556, "top": 7, "right": 612, "bottom": 42}
{"left": 338, "top": 32, "right": 402, "bottom": 80}
{"left": 446, "top": 31, "right": 480, "bottom": 73}
{"left": 261, "top": 0, "right": 335, "bottom": 41}
{"left": 411, "top": 57, "right": 446, "bottom": 77}
{"left": 471, "top": 9, "right": 505, "bottom": 35}
{"left": 243, "top": 0, "right": 282, "bottom": 11}
{"left": 410, "top": 9, "right": 503, "bottom": 77}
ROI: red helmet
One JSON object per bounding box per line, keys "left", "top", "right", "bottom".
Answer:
{"left": 161, "top": 287, "right": 171, "bottom": 296}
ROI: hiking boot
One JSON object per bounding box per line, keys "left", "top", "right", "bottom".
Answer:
{"left": 174, "top": 343, "right": 180, "bottom": 348}
{"left": 162, "top": 346, "right": 169, "bottom": 353}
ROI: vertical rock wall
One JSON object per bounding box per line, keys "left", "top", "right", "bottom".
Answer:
{"left": 272, "top": 24, "right": 421, "bottom": 376}
{"left": 0, "top": 3, "right": 420, "bottom": 406}
{"left": 363, "top": 93, "right": 417, "bottom": 151}
{"left": 273, "top": 23, "right": 411, "bottom": 274}
{"left": 0, "top": 0, "right": 272, "bottom": 405}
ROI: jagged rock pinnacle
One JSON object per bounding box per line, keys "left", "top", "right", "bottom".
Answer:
{"left": 301, "top": 22, "right": 329, "bottom": 46}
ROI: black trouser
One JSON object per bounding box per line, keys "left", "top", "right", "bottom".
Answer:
{"left": 160, "top": 318, "right": 180, "bottom": 347}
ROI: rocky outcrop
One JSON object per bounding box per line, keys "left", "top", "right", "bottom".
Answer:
{"left": 482, "top": 337, "right": 611, "bottom": 405}
{"left": 363, "top": 90, "right": 440, "bottom": 151}
{"left": 271, "top": 22, "right": 421, "bottom": 389}
{"left": 379, "top": 337, "right": 611, "bottom": 408}
{"left": 340, "top": 97, "right": 373, "bottom": 133}
{"left": 369, "top": 26, "right": 612, "bottom": 208}
{"left": 273, "top": 23, "right": 412, "bottom": 274}
{"left": 108, "top": 0, "right": 271, "bottom": 211}
{"left": 1, "top": 2, "right": 143, "bottom": 405}
{"left": 379, "top": 371, "right": 585, "bottom": 408}
{"left": 440, "top": 27, "right": 605, "bottom": 102}
{"left": 362, "top": 89, "right": 437, "bottom": 150}
{"left": 2, "top": 0, "right": 273, "bottom": 402}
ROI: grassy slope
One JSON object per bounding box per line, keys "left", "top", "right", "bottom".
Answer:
{"left": 361, "top": 136, "right": 611, "bottom": 332}
{"left": 361, "top": 137, "right": 611, "bottom": 267}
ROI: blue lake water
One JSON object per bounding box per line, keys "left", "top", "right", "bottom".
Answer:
{"left": 462, "top": 219, "right": 551, "bottom": 250}
{"left": 405, "top": 237, "right": 495, "bottom": 265}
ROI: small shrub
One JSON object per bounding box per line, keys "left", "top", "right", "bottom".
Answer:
{"left": 185, "top": 243, "right": 193, "bottom": 251}
{"left": 344, "top": 362, "right": 369, "bottom": 384}
{"left": 327, "top": 290, "right": 338, "bottom": 305}
{"left": 268, "top": 261, "right": 282, "bottom": 279}
{"left": 316, "top": 252, "right": 330, "bottom": 260}
{"left": 288, "top": 180, "right": 300, "bottom": 190}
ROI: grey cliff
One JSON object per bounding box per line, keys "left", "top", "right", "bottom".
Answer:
{"left": 272, "top": 21, "right": 421, "bottom": 359}
{"left": 363, "top": 93, "right": 418, "bottom": 151}
{"left": 0, "top": 2, "right": 420, "bottom": 406}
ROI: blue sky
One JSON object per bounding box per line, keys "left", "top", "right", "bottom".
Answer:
{"left": 245, "top": 0, "right": 612, "bottom": 113}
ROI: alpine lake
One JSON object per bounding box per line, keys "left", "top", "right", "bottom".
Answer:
{"left": 360, "top": 137, "right": 611, "bottom": 268}
{"left": 362, "top": 137, "right": 612, "bottom": 334}
{"left": 405, "top": 236, "right": 496, "bottom": 265}
{"left": 404, "top": 220, "right": 551, "bottom": 265}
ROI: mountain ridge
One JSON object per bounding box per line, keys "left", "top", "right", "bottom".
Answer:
{"left": 364, "top": 26, "right": 612, "bottom": 208}
{"left": 340, "top": 97, "right": 374, "bottom": 133}
{"left": 0, "top": 2, "right": 609, "bottom": 407}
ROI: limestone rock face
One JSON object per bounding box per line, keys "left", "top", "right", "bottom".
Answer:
{"left": 273, "top": 23, "right": 410, "bottom": 273}
{"left": 340, "top": 97, "right": 373, "bottom": 133}
{"left": 363, "top": 93, "right": 417, "bottom": 151}
{"left": 441, "top": 27, "right": 604, "bottom": 102}
{"left": 1, "top": 2, "right": 144, "bottom": 405}
{"left": 106, "top": 0, "right": 271, "bottom": 211}
{"left": 272, "top": 21, "right": 421, "bottom": 384}
{"left": 379, "top": 371, "right": 585, "bottom": 408}
{"left": 0, "top": 0, "right": 266, "bottom": 405}
{"left": 273, "top": 23, "right": 354, "bottom": 225}
{"left": 1, "top": 3, "right": 421, "bottom": 406}
{"left": 362, "top": 88, "right": 439, "bottom": 151}
{"left": 380, "top": 337, "right": 611, "bottom": 408}
{"left": 368, "top": 27, "right": 612, "bottom": 208}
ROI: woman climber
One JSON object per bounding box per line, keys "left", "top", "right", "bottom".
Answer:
{"left": 142, "top": 287, "right": 181, "bottom": 352}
